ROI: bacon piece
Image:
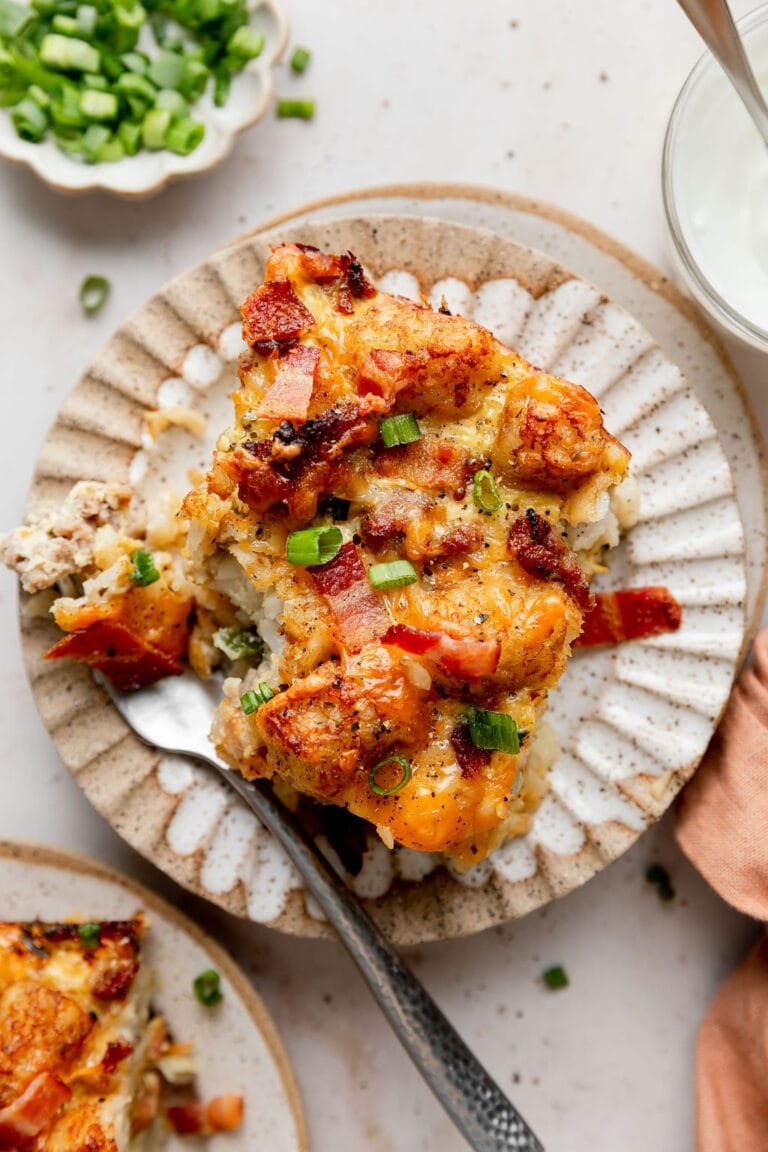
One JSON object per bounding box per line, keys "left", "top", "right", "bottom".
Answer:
{"left": 508, "top": 508, "right": 592, "bottom": 611}
{"left": 376, "top": 436, "right": 467, "bottom": 492}
{"left": 382, "top": 624, "right": 500, "bottom": 678}
{"left": 45, "top": 619, "right": 185, "bottom": 691}
{"left": 292, "top": 243, "right": 347, "bottom": 281}
{"left": 357, "top": 349, "right": 428, "bottom": 404}
{"left": 310, "top": 542, "right": 388, "bottom": 652}
{"left": 240, "top": 279, "right": 315, "bottom": 348}
{"left": 0, "top": 1073, "right": 71, "bottom": 1148}
{"left": 258, "top": 345, "right": 320, "bottom": 422}
{"left": 205, "top": 1094, "right": 244, "bottom": 1132}
{"left": 166, "top": 1103, "right": 204, "bottom": 1136}
{"left": 101, "top": 1040, "right": 133, "bottom": 1075}
{"left": 451, "top": 721, "right": 491, "bottom": 778}
{"left": 575, "top": 587, "right": 682, "bottom": 647}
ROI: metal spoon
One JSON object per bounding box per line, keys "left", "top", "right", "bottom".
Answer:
{"left": 97, "top": 669, "right": 545, "bottom": 1152}
{"left": 676, "top": 0, "right": 768, "bottom": 147}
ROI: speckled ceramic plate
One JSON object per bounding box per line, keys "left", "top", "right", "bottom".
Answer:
{"left": 0, "top": 0, "right": 288, "bottom": 198}
{"left": 19, "top": 213, "right": 751, "bottom": 944}
{"left": 0, "top": 840, "right": 306, "bottom": 1150}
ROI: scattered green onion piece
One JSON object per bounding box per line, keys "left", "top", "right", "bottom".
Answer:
{"left": 78, "top": 922, "right": 101, "bottom": 948}
{"left": 114, "top": 70, "right": 156, "bottom": 104}
{"left": 52, "top": 126, "right": 83, "bottom": 152}
{"left": 286, "top": 525, "right": 342, "bottom": 567}
{"left": 289, "top": 45, "right": 310, "bottom": 73}
{"left": 0, "top": 48, "right": 15, "bottom": 87}
{"left": 276, "top": 97, "right": 315, "bottom": 120}
{"left": 379, "top": 413, "right": 421, "bottom": 448}
{"left": 147, "top": 47, "right": 184, "bottom": 89}
{"left": 178, "top": 56, "right": 208, "bottom": 98}
{"left": 51, "top": 13, "right": 80, "bottom": 34}
{"left": 12, "top": 95, "right": 48, "bottom": 140}
{"left": 141, "top": 105, "right": 170, "bottom": 148}
{"left": 83, "top": 71, "right": 108, "bottom": 89}
{"left": 467, "top": 708, "right": 521, "bottom": 755}
{"left": 129, "top": 547, "right": 160, "bottom": 585}
{"left": 80, "top": 120, "right": 109, "bottom": 159}
{"left": 226, "top": 24, "right": 262, "bottom": 60}
{"left": 165, "top": 115, "right": 203, "bottom": 153}
{"left": 115, "top": 1, "right": 145, "bottom": 30}
{"left": 472, "top": 469, "right": 502, "bottom": 514}
{"left": 193, "top": 968, "right": 223, "bottom": 1006}
{"left": 27, "top": 83, "right": 51, "bottom": 108}
{"left": 212, "top": 62, "right": 229, "bottom": 105}
{"left": 257, "top": 681, "right": 275, "bottom": 702}
{"left": 80, "top": 88, "right": 117, "bottom": 120}
{"left": 369, "top": 755, "right": 412, "bottom": 797}
{"left": 76, "top": 4, "right": 97, "bottom": 35}
{"left": 240, "top": 689, "right": 260, "bottom": 715}
{"left": 117, "top": 117, "right": 140, "bottom": 153}
{"left": 51, "top": 83, "right": 85, "bottom": 127}
{"left": 543, "top": 965, "right": 568, "bottom": 991}
{"left": 97, "top": 133, "right": 124, "bottom": 161}
{"left": 368, "top": 560, "right": 418, "bottom": 591}
{"left": 100, "top": 50, "right": 124, "bottom": 81}
{"left": 40, "top": 32, "right": 100, "bottom": 73}
{"left": 0, "top": 0, "right": 34, "bottom": 38}
{"left": 212, "top": 625, "right": 264, "bottom": 662}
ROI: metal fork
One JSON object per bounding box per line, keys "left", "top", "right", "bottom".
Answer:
{"left": 97, "top": 668, "right": 544, "bottom": 1152}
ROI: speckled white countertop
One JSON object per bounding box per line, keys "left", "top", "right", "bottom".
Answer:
{"left": 0, "top": 2, "right": 765, "bottom": 1149}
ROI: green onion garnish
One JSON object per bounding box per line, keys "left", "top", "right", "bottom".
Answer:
{"left": 80, "top": 88, "right": 117, "bottom": 121}
{"left": 543, "top": 965, "right": 568, "bottom": 990}
{"left": 78, "top": 921, "right": 100, "bottom": 948}
{"left": 286, "top": 525, "right": 342, "bottom": 567}
{"left": 212, "top": 625, "right": 264, "bottom": 662}
{"left": 289, "top": 45, "right": 310, "bottom": 73}
{"left": 467, "top": 708, "right": 521, "bottom": 755}
{"left": 0, "top": 0, "right": 35, "bottom": 39}
{"left": 240, "top": 682, "right": 275, "bottom": 714}
{"left": 12, "top": 95, "right": 48, "bottom": 141}
{"left": 227, "top": 25, "right": 264, "bottom": 61}
{"left": 472, "top": 469, "right": 502, "bottom": 514}
{"left": 79, "top": 273, "right": 110, "bottom": 315}
{"left": 379, "top": 413, "right": 421, "bottom": 448}
{"left": 368, "top": 560, "right": 418, "bottom": 591}
{"left": 141, "top": 105, "right": 171, "bottom": 149}
{"left": 165, "top": 116, "right": 204, "bottom": 155}
{"left": 40, "top": 31, "right": 100, "bottom": 73}
{"left": 129, "top": 548, "right": 160, "bottom": 586}
{"left": 193, "top": 968, "right": 223, "bottom": 1006}
{"left": 369, "top": 755, "right": 412, "bottom": 797}
{"left": 276, "top": 97, "right": 315, "bottom": 120}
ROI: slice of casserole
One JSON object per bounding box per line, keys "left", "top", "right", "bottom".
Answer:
{"left": 0, "top": 915, "right": 183, "bottom": 1151}
{"left": 182, "top": 243, "right": 637, "bottom": 865}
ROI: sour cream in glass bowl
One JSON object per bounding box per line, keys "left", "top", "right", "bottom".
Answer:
{"left": 663, "top": 2, "right": 768, "bottom": 352}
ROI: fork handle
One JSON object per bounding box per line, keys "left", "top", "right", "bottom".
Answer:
{"left": 219, "top": 765, "right": 544, "bottom": 1152}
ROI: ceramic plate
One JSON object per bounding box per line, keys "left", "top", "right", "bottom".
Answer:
{"left": 0, "top": 0, "right": 288, "bottom": 198}
{"left": 0, "top": 840, "right": 306, "bottom": 1150}
{"left": 19, "top": 213, "right": 749, "bottom": 944}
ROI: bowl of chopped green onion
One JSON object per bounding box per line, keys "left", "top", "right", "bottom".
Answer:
{"left": 0, "top": 0, "right": 287, "bottom": 195}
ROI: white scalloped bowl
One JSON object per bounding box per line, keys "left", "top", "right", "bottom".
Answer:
{"left": 0, "top": 0, "right": 288, "bottom": 197}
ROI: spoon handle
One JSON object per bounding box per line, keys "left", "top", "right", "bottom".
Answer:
{"left": 220, "top": 766, "right": 545, "bottom": 1152}
{"left": 676, "top": 0, "right": 768, "bottom": 147}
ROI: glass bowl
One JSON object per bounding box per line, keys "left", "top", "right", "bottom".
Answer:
{"left": 662, "top": 3, "right": 768, "bottom": 352}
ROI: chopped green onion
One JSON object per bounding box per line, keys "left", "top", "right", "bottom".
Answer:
{"left": 78, "top": 921, "right": 100, "bottom": 948}
{"left": 286, "top": 525, "right": 342, "bottom": 567}
{"left": 51, "top": 13, "right": 80, "bottom": 35}
{"left": 40, "top": 32, "right": 100, "bottom": 73}
{"left": 472, "top": 469, "right": 502, "bottom": 514}
{"left": 276, "top": 97, "right": 315, "bottom": 120}
{"left": 369, "top": 755, "right": 412, "bottom": 797}
{"left": 141, "top": 105, "right": 170, "bottom": 148}
{"left": 543, "top": 965, "right": 568, "bottom": 991}
{"left": 83, "top": 71, "right": 108, "bottom": 90}
{"left": 226, "top": 24, "right": 263, "bottom": 60}
{"left": 27, "top": 84, "right": 51, "bottom": 108}
{"left": 155, "top": 86, "right": 189, "bottom": 117}
{"left": 212, "top": 625, "right": 264, "bottom": 662}
{"left": 114, "top": 70, "right": 156, "bottom": 105}
{"left": 0, "top": 0, "right": 35, "bottom": 39}
{"left": 12, "top": 95, "right": 48, "bottom": 141}
{"left": 240, "top": 689, "right": 260, "bottom": 715}
{"left": 212, "top": 62, "right": 229, "bottom": 105}
{"left": 51, "top": 84, "right": 85, "bottom": 127}
{"left": 117, "top": 118, "right": 140, "bottom": 154}
{"left": 120, "top": 50, "right": 149, "bottom": 74}
{"left": 178, "top": 56, "right": 209, "bottom": 98}
{"left": 193, "top": 968, "right": 222, "bottom": 1006}
{"left": 79, "top": 120, "right": 109, "bottom": 160}
{"left": 75, "top": 4, "right": 96, "bottom": 36}
{"left": 97, "top": 133, "right": 124, "bottom": 161}
{"left": 467, "top": 708, "right": 521, "bottom": 755}
{"left": 80, "top": 88, "right": 117, "bottom": 120}
{"left": 289, "top": 45, "right": 310, "bottom": 73}
{"left": 147, "top": 47, "right": 184, "bottom": 89}
{"left": 258, "top": 681, "right": 275, "bottom": 702}
{"left": 165, "top": 115, "right": 203, "bottom": 154}
{"left": 129, "top": 547, "right": 160, "bottom": 585}
{"left": 379, "top": 413, "right": 421, "bottom": 448}
{"left": 368, "top": 560, "right": 417, "bottom": 591}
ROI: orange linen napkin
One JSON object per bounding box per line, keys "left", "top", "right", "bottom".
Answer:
{"left": 676, "top": 628, "right": 768, "bottom": 1152}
